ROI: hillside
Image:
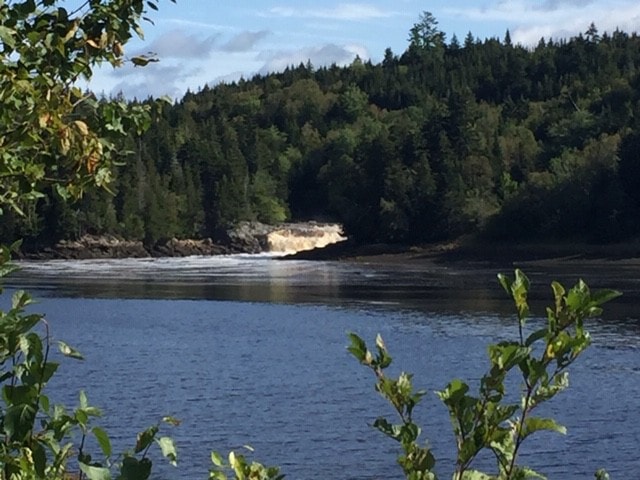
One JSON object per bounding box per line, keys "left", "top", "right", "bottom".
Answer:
{"left": 4, "top": 14, "right": 640, "bottom": 251}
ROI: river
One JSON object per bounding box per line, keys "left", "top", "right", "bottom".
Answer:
{"left": 4, "top": 255, "right": 640, "bottom": 479}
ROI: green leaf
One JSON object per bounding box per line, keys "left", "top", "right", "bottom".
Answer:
{"left": 80, "top": 390, "right": 89, "bottom": 409}
{"left": 497, "top": 272, "right": 511, "bottom": 295}
{"left": 162, "top": 416, "right": 181, "bottom": 426}
{"left": 39, "top": 394, "right": 50, "bottom": 412}
{"left": 522, "top": 417, "right": 567, "bottom": 439}
{"left": 93, "top": 426, "right": 112, "bottom": 458}
{"left": 3, "top": 385, "right": 37, "bottom": 405}
{"left": 156, "top": 436, "right": 177, "bottom": 466}
{"left": 591, "top": 289, "right": 622, "bottom": 306}
{"left": 80, "top": 463, "right": 111, "bottom": 480}
{"left": 488, "top": 343, "right": 531, "bottom": 371}
{"left": 566, "top": 280, "right": 589, "bottom": 311}
{"left": 228, "top": 451, "right": 245, "bottom": 480}
{"left": 211, "top": 451, "right": 224, "bottom": 467}
{"left": 373, "top": 417, "right": 418, "bottom": 443}
{"left": 461, "top": 470, "right": 494, "bottom": 480}
{"left": 347, "top": 333, "right": 368, "bottom": 363}
{"left": 0, "top": 26, "right": 16, "bottom": 49}
{"left": 58, "top": 341, "right": 84, "bottom": 360}
{"left": 519, "top": 466, "right": 547, "bottom": 479}
{"left": 119, "top": 457, "right": 152, "bottom": 480}
{"left": 4, "top": 403, "right": 36, "bottom": 442}
{"left": 39, "top": 362, "right": 59, "bottom": 384}
{"left": 32, "top": 441, "right": 47, "bottom": 478}
{"left": 131, "top": 55, "right": 158, "bottom": 67}
{"left": 0, "top": 262, "right": 20, "bottom": 278}
{"left": 551, "top": 281, "right": 565, "bottom": 309}
{"left": 135, "top": 425, "right": 158, "bottom": 453}
{"left": 12, "top": 289, "right": 34, "bottom": 308}
{"left": 375, "top": 334, "right": 392, "bottom": 368}
{"left": 525, "top": 328, "right": 548, "bottom": 347}
{"left": 437, "top": 378, "right": 470, "bottom": 404}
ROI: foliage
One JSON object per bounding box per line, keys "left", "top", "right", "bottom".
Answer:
{"left": 209, "top": 447, "right": 283, "bottom": 480}
{"left": 349, "top": 269, "right": 620, "bottom": 479}
{"left": 0, "top": 0, "right": 172, "bottom": 216}
{"left": 0, "top": 243, "right": 180, "bottom": 479}
{"left": 8, "top": 13, "right": 640, "bottom": 247}
{"left": 0, "top": 3, "right": 628, "bottom": 478}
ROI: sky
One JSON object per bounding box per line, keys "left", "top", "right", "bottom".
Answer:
{"left": 90, "top": 0, "right": 640, "bottom": 100}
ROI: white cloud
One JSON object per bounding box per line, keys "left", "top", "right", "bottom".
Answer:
{"left": 143, "top": 29, "right": 218, "bottom": 59}
{"left": 211, "top": 71, "right": 246, "bottom": 85}
{"left": 105, "top": 62, "right": 202, "bottom": 99}
{"left": 162, "top": 18, "right": 237, "bottom": 32}
{"left": 264, "top": 3, "right": 397, "bottom": 21}
{"left": 257, "top": 43, "right": 370, "bottom": 74}
{"left": 444, "top": 0, "right": 640, "bottom": 45}
{"left": 221, "top": 30, "right": 271, "bottom": 52}
{"left": 536, "top": 0, "right": 596, "bottom": 11}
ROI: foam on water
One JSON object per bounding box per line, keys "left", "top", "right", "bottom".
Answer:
{"left": 12, "top": 254, "right": 365, "bottom": 285}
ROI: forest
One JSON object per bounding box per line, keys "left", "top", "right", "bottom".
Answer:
{"left": 4, "top": 13, "right": 640, "bottom": 249}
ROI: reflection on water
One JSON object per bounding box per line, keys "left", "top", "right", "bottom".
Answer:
{"left": 3, "top": 255, "right": 640, "bottom": 479}
{"left": 10, "top": 255, "right": 640, "bottom": 319}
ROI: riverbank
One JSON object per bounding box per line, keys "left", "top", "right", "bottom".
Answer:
{"left": 285, "top": 237, "right": 640, "bottom": 268}
{"left": 14, "top": 222, "right": 346, "bottom": 260}
{"left": 15, "top": 226, "right": 640, "bottom": 271}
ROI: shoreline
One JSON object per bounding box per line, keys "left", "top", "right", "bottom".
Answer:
{"left": 14, "top": 232, "right": 640, "bottom": 270}
{"left": 284, "top": 238, "right": 640, "bottom": 269}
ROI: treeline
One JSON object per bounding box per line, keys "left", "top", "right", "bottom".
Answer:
{"left": 5, "top": 13, "right": 640, "bottom": 248}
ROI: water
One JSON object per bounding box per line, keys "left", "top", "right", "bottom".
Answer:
{"left": 4, "top": 255, "right": 640, "bottom": 479}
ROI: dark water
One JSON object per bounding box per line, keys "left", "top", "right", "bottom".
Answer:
{"left": 4, "top": 255, "right": 640, "bottom": 479}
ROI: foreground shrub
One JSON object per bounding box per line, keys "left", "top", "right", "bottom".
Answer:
{"left": 349, "top": 269, "right": 619, "bottom": 480}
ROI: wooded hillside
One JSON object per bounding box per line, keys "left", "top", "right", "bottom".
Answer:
{"left": 4, "top": 14, "right": 640, "bottom": 249}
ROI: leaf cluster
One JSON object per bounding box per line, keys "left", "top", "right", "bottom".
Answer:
{"left": 349, "top": 270, "right": 620, "bottom": 479}
{"left": 0, "top": 0, "right": 173, "bottom": 216}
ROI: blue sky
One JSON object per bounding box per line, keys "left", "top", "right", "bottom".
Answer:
{"left": 92, "top": 0, "right": 640, "bottom": 99}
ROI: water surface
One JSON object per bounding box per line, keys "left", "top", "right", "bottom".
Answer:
{"left": 4, "top": 256, "right": 640, "bottom": 479}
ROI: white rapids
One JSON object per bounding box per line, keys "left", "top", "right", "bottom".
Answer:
{"left": 265, "top": 223, "right": 346, "bottom": 254}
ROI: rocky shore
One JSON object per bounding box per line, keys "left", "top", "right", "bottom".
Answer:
{"left": 18, "top": 235, "right": 226, "bottom": 260}
{"left": 17, "top": 221, "right": 346, "bottom": 260}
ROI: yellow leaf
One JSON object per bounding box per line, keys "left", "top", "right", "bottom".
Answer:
{"left": 86, "top": 153, "right": 100, "bottom": 174}
{"left": 86, "top": 38, "right": 99, "bottom": 48}
{"left": 545, "top": 343, "right": 555, "bottom": 359}
{"left": 60, "top": 137, "right": 70, "bottom": 155}
{"left": 113, "top": 41, "right": 124, "bottom": 56}
{"left": 63, "top": 21, "right": 79, "bottom": 43}
{"left": 38, "top": 113, "right": 51, "bottom": 128}
{"left": 74, "top": 120, "right": 89, "bottom": 136}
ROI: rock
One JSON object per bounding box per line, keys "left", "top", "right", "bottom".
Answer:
{"left": 150, "top": 237, "right": 229, "bottom": 257}
{"left": 217, "top": 221, "right": 346, "bottom": 254}
{"left": 50, "top": 234, "right": 149, "bottom": 259}
{"left": 217, "top": 221, "right": 267, "bottom": 254}
{"left": 17, "top": 221, "right": 346, "bottom": 259}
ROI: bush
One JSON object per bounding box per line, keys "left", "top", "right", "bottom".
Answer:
{"left": 348, "top": 269, "right": 618, "bottom": 480}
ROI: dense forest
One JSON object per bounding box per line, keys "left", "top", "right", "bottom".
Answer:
{"left": 4, "top": 13, "right": 640, "bottom": 249}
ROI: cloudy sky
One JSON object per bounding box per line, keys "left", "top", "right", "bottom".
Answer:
{"left": 92, "top": 0, "right": 640, "bottom": 99}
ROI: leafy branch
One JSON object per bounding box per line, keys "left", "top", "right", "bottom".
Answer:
{"left": 350, "top": 269, "right": 620, "bottom": 480}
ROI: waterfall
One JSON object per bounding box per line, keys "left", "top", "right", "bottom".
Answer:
{"left": 266, "top": 223, "right": 346, "bottom": 254}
